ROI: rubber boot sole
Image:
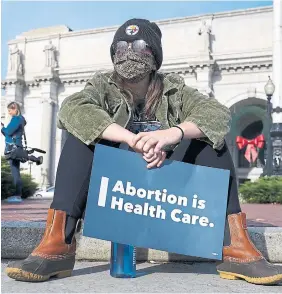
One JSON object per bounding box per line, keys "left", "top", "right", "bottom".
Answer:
{"left": 218, "top": 270, "right": 282, "bottom": 285}
{"left": 6, "top": 267, "right": 72, "bottom": 282}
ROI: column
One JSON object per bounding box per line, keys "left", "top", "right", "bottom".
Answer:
{"left": 54, "top": 95, "right": 66, "bottom": 182}
{"left": 1, "top": 78, "right": 25, "bottom": 156}
{"left": 270, "top": 0, "right": 282, "bottom": 175}
{"left": 2, "top": 43, "right": 25, "bottom": 145}
{"left": 272, "top": 0, "right": 282, "bottom": 122}
{"left": 4, "top": 43, "right": 25, "bottom": 106}
{"left": 3, "top": 78, "right": 25, "bottom": 112}
{"left": 196, "top": 17, "right": 214, "bottom": 97}
{"left": 195, "top": 64, "right": 214, "bottom": 97}
{"left": 35, "top": 71, "right": 59, "bottom": 187}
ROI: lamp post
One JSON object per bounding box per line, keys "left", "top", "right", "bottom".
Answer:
{"left": 263, "top": 77, "right": 282, "bottom": 176}
{"left": 263, "top": 77, "right": 274, "bottom": 176}
{"left": 263, "top": 77, "right": 275, "bottom": 176}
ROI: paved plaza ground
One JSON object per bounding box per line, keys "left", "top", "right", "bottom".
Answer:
{"left": 2, "top": 199, "right": 282, "bottom": 227}
{"left": 2, "top": 260, "right": 282, "bottom": 293}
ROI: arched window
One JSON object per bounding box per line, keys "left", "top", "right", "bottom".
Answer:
{"left": 238, "top": 120, "right": 265, "bottom": 168}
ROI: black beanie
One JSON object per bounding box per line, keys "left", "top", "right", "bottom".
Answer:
{"left": 110, "top": 18, "right": 163, "bottom": 70}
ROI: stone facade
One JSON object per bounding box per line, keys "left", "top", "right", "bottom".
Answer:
{"left": 2, "top": 5, "right": 281, "bottom": 187}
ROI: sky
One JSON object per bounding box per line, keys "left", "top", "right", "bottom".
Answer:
{"left": 1, "top": 0, "right": 273, "bottom": 78}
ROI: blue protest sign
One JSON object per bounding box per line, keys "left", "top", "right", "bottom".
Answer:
{"left": 83, "top": 144, "right": 230, "bottom": 260}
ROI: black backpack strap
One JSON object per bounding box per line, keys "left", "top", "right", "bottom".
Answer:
{"left": 22, "top": 123, "right": 27, "bottom": 149}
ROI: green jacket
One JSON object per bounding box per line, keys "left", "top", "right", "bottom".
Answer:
{"left": 57, "top": 71, "right": 231, "bottom": 150}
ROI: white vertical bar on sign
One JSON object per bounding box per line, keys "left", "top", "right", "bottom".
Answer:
{"left": 98, "top": 177, "right": 109, "bottom": 207}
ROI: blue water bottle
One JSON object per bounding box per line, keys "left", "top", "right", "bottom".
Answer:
{"left": 110, "top": 242, "right": 136, "bottom": 278}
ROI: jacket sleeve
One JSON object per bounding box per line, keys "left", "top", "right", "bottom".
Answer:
{"left": 181, "top": 85, "right": 231, "bottom": 150}
{"left": 1, "top": 116, "right": 21, "bottom": 137}
{"left": 57, "top": 79, "right": 115, "bottom": 145}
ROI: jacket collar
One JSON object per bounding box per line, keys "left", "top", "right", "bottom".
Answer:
{"left": 162, "top": 75, "right": 176, "bottom": 94}
{"left": 108, "top": 71, "right": 177, "bottom": 94}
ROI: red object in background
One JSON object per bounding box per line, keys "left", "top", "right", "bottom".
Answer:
{"left": 236, "top": 134, "right": 265, "bottom": 163}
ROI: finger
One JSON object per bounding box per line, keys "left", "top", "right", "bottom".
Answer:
{"left": 143, "top": 152, "right": 155, "bottom": 160}
{"left": 143, "top": 154, "right": 156, "bottom": 162}
{"left": 144, "top": 152, "right": 157, "bottom": 160}
{"left": 147, "top": 156, "right": 162, "bottom": 169}
{"left": 143, "top": 147, "right": 159, "bottom": 159}
{"left": 143, "top": 153, "right": 157, "bottom": 163}
{"left": 143, "top": 138, "right": 158, "bottom": 153}
{"left": 132, "top": 132, "right": 146, "bottom": 146}
{"left": 157, "top": 152, "right": 167, "bottom": 167}
{"left": 146, "top": 147, "right": 155, "bottom": 157}
{"left": 154, "top": 141, "right": 166, "bottom": 154}
{"left": 135, "top": 136, "right": 150, "bottom": 151}
{"left": 131, "top": 133, "right": 142, "bottom": 146}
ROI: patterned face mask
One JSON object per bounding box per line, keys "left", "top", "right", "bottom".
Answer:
{"left": 113, "top": 49, "right": 156, "bottom": 83}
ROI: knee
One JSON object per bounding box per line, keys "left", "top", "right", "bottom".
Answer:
{"left": 197, "top": 141, "right": 235, "bottom": 170}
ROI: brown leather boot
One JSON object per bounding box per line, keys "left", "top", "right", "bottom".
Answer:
{"left": 217, "top": 212, "right": 282, "bottom": 285}
{"left": 6, "top": 209, "right": 76, "bottom": 282}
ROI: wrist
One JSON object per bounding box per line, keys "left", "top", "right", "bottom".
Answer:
{"left": 123, "top": 130, "right": 135, "bottom": 146}
{"left": 170, "top": 126, "right": 184, "bottom": 142}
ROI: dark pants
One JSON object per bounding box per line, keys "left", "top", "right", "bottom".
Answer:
{"left": 51, "top": 133, "right": 241, "bottom": 217}
{"left": 9, "top": 159, "right": 23, "bottom": 196}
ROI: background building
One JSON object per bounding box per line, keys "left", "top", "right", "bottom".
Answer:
{"left": 2, "top": 4, "right": 281, "bottom": 187}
